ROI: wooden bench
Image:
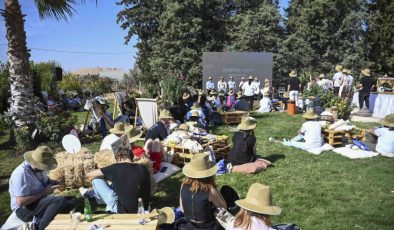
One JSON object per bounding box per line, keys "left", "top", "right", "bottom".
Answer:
{"left": 220, "top": 111, "right": 249, "bottom": 124}
{"left": 46, "top": 213, "right": 158, "bottom": 230}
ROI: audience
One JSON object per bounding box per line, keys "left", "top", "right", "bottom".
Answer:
{"left": 365, "top": 113, "right": 394, "bottom": 157}
{"left": 235, "top": 92, "right": 251, "bottom": 112}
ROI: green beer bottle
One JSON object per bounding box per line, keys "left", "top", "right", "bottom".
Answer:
{"left": 84, "top": 198, "right": 93, "bottom": 222}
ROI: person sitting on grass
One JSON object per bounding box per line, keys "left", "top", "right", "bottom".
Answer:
{"left": 8, "top": 146, "right": 77, "bottom": 230}
{"left": 179, "top": 153, "right": 227, "bottom": 229}
{"left": 364, "top": 113, "right": 394, "bottom": 157}
{"left": 86, "top": 147, "right": 151, "bottom": 213}
{"left": 227, "top": 117, "right": 272, "bottom": 174}
{"left": 282, "top": 109, "right": 323, "bottom": 150}
{"left": 257, "top": 91, "right": 272, "bottom": 113}
{"left": 226, "top": 183, "right": 281, "bottom": 230}
{"left": 187, "top": 102, "right": 208, "bottom": 127}
{"left": 235, "top": 92, "right": 251, "bottom": 112}
{"left": 125, "top": 125, "right": 144, "bottom": 160}
{"left": 186, "top": 111, "right": 205, "bottom": 130}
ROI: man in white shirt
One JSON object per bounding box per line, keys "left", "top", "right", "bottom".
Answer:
{"left": 253, "top": 77, "right": 261, "bottom": 99}
{"left": 332, "top": 65, "right": 343, "bottom": 96}
{"left": 283, "top": 110, "right": 323, "bottom": 150}
{"left": 206, "top": 77, "right": 215, "bottom": 95}
{"left": 242, "top": 76, "right": 256, "bottom": 110}
{"left": 238, "top": 77, "right": 246, "bottom": 91}
{"left": 365, "top": 113, "right": 394, "bottom": 157}
{"left": 228, "top": 76, "right": 236, "bottom": 91}
{"left": 217, "top": 76, "right": 228, "bottom": 93}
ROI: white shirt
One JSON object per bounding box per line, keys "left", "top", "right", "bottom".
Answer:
{"left": 375, "top": 127, "right": 394, "bottom": 155}
{"left": 242, "top": 82, "right": 255, "bottom": 96}
{"left": 226, "top": 216, "right": 274, "bottom": 230}
{"left": 258, "top": 97, "right": 271, "bottom": 113}
{"left": 333, "top": 72, "right": 343, "bottom": 87}
{"left": 218, "top": 80, "right": 227, "bottom": 92}
{"left": 206, "top": 81, "right": 215, "bottom": 90}
{"left": 239, "top": 81, "right": 245, "bottom": 89}
{"left": 228, "top": 80, "right": 236, "bottom": 90}
{"left": 347, "top": 75, "right": 354, "bottom": 86}
{"left": 301, "top": 121, "right": 323, "bottom": 149}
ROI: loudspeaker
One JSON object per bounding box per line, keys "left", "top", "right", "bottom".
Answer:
{"left": 53, "top": 67, "right": 63, "bottom": 81}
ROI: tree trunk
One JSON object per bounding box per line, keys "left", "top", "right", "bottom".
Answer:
{"left": 2, "top": 0, "right": 37, "bottom": 129}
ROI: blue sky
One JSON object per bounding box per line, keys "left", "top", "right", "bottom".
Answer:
{"left": 0, "top": 0, "right": 288, "bottom": 72}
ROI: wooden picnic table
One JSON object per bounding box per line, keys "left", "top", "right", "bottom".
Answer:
{"left": 220, "top": 110, "right": 249, "bottom": 124}
{"left": 46, "top": 213, "right": 158, "bottom": 230}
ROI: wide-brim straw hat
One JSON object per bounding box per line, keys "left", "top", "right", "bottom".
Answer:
{"left": 24, "top": 146, "right": 57, "bottom": 171}
{"left": 182, "top": 153, "right": 218, "bottom": 179}
{"left": 237, "top": 117, "right": 257, "bottom": 130}
{"left": 126, "top": 125, "right": 142, "bottom": 143}
{"left": 190, "top": 111, "right": 200, "bottom": 118}
{"left": 241, "top": 77, "right": 245, "bottom": 80}
{"left": 151, "top": 207, "right": 175, "bottom": 225}
{"left": 346, "top": 69, "right": 352, "bottom": 75}
{"left": 248, "top": 76, "right": 253, "bottom": 80}
{"left": 380, "top": 113, "right": 394, "bottom": 128}
{"left": 178, "top": 124, "right": 189, "bottom": 131}
{"left": 191, "top": 103, "right": 202, "bottom": 110}
{"left": 159, "top": 109, "right": 173, "bottom": 119}
{"left": 235, "top": 183, "right": 281, "bottom": 216}
{"left": 208, "top": 77, "right": 212, "bottom": 80}
{"left": 183, "top": 93, "right": 190, "bottom": 100}
{"left": 228, "top": 90, "right": 234, "bottom": 95}
{"left": 342, "top": 69, "right": 349, "bottom": 74}
{"left": 361, "top": 68, "right": 371, "bottom": 76}
{"left": 237, "top": 92, "right": 243, "bottom": 98}
{"left": 302, "top": 109, "right": 320, "bottom": 119}
{"left": 109, "top": 122, "right": 127, "bottom": 135}
{"left": 335, "top": 65, "right": 343, "bottom": 71}
{"left": 209, "top": 90, "right": 218, "bottom": 96}
{"left": 289, "top": 71, "right": 297, "bottom": 77}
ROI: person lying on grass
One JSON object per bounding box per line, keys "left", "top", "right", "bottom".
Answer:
{"left": 227, "top": 117, "right": 272, "bottom": 174}
{"left": 364, "top": 113, "right": 394, "bottom": 157}
{"left": 282, "top": 109, "right": 323, "bottom": 150}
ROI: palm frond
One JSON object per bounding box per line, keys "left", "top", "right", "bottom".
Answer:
{"left": 34, "top": 0, "right": 96, "bottom": 21}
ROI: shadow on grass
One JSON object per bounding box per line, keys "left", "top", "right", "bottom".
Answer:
{"left": 152, "top": 172, "right": 183, "bottom": 209}
{"left": 264, "top": 154, "right": 286, "bottom": 164}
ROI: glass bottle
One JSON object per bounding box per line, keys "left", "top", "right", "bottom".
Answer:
{"left": 84, "top": 198, "right": 93, "bottom": 222}
{"left": 137, "top": 198, "right": 145, "bottom": 224}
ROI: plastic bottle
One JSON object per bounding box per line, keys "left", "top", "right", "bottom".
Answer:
{"left": 137, "top": 198, "right": 145, "bottom": 224}
{"left": 84, "top": 198, "right": 93, "bottom": 222}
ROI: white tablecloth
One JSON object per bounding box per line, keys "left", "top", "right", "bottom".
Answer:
{"left": 373, "top": 94, "right": 394, "bottom": 118}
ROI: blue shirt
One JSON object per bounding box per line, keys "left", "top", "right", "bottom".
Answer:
{"left": 206, "top": 81, "right": 215, "bottom": 90}
{"left": 9, "top": 161, "right": 49, "bottom": 210}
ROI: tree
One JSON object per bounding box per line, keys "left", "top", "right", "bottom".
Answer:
{"left": 1, "top": 0, "right": 90, "bottom": 142}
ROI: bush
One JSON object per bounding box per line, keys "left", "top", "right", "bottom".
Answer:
{"left": 37, "top": 111, "right": 78, "bottom": 142}
{"left": 31, "top": 61, "right": 60, "bottom": 98}
{"left": 58, "top": 74, "right": 83, "bottom": 93}
{"left": 161, "top": 74, "right": 186, "bottom": 102}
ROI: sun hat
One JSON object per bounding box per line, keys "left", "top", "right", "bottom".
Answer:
{"left": 283, "top": 92, "right": 289, "bottom": 98}
{"left": 190, "top": 111, "right": 200, "bottom": 118}
{"left": 209, "top": 90, "right": 218, "bottom": 96}
{"left": 237, "top": 117, "right": 257, "bottom": 130}
{"left": 237, "top": 91, "right": 243, "bottom": 98}
{"left": 241, "top": 77, "right": 245, "bottom": 80}
{"left": 346, "top": 69, "right": 352, "bottom": 75}
{"left": 228, "top": 90, "right": 234, "bottom": 95}
{"left": 229, "top": 76, "right": 233, "bottom": 79}
{"left": 380, "top": 113, "right": 394, "bottom": 128}
{"left": 182, "top": 153, "right": 218, "bottom": 179}
{"left": 159, "top": 109, "right": 174, "bottom": 119}
{"left": 191, "top": 102, "right": 202, "bottom": 110}
{"left": 109, "top": 122, "right": 127, "bottom": 135}
{"left": 361, "top": 68, "right": 371, "bottom": 76}
{"left": 208, "top": 77, "right": 212, "bottom": 80}
{"left": 319, "top": 74, "right": 325, "bottom": 79}
{"left": 248, "top": 76, "right": 253, "bottom": 80}
{"left": 126, "top": 125, "right": 142, "bottom": 143}
{"left": 342, "top": 69, "right": 348, "bottom": 74}
{"left": 220, "top": 76, "right": 224, "bottom": 79}
{"left": 218, "top": 93, "right": 225, "bottom": 97}
{"left": 254, "top": 77, "right": 258, "bottom": 80}
{"left": 335, "top": 65, "right": 343, "bottom": 71}
{"left": 302, "top": 109, "right": 320, "bottom": 119}
{"left": 183, "top": 93, "right": 190, "bottom": 100}
{"left": 151, "top": 207, "right": 175, "bottom": 225}
{"left": 24, "top": 146, "right": 57, "bottom": 171}
{"left": 178, "top": 124, "right": 189, "bottom": 131}
{"left": 235, "top": 183, "right": 281, "bottom": 216}
{"left": 289, "top": 71, "right": 297, "bottom": 77}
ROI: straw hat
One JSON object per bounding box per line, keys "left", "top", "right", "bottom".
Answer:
{"left": 218, "top": 93, "right": 225, "bottom": 97}
{"left": 209, "top": 90, "right": 218, "bottom": 96}
{"left": 346, "top": 69, "right": 352, "bottom": 75}
{"left": 342, "top": 69, "right": 348, "bottom": 74}
{"left": 335, "top": 65, "right": 343, "bottom": 71}
{"left": 228, "top": 90, "right": 234, "bottom": 95}
{"left": 152, "top": 207, "right": 175, "bottom": 225}
{"left": 159, "top": 109, "right": 173, "bottom": 119}
{"left": 190, "top": 111, "right": 200, "bottom": 118}
{"left": 248, "top": 76, "right": 253, "bottom": 80}
{"left": 241, "top": 77, "right": 245, "bottom": 80}
{"left": 237, "top": 91, "right": 243, "bottom": 98}
{"left": 235, "top": 183, "right": 281, "bottom": 216}
{"left": 361, "top": 68, "right": 371, "bottom": 77}
{"left": 126, "top": 125, "right": 142, "bottom": 143}
{"left": 263, "top": 91, "right": 270, "bottom": 96}
{"left": 318, "top": 74, "right": 325, "bottom": 79}
{"left": 380, "top": 113, "right": 394, "bottom": 128}
{"left": 24, "top": 146, "right": 57, "bottom": 171}
{"left": 208, "top": 77, "right": 212, "bottom": 80}
{"left": 302, "top": 109, "right": 320, "bottom": 119}
{"left": 178, "top": 124, "right": 189, "bottom": 131}
{"left": 229, "top": 76, "right": 234, "bottom": 79}
{"left": 191, "top": 102, "right": 202, "bottom": 110}
{"left": 237, "top": 117, "right": 257, "bottom": 130}
{"left": 289, "top": 71, "right": 297, "bottom": 77}
{"left": 183, "top": 93, "right": 190, "bottom": 100}
{"left": 109, "top": 122, "right": 127, "bottom": 135}
{"left": 182, "top": 153, "right": 218, "bottom": 179}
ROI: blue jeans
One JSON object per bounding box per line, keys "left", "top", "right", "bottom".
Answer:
{"left": 92, "top": 179, "right": 118, "bottom": 213}
{"left": 285, "top": 134, "right": 309, "bottom": 150}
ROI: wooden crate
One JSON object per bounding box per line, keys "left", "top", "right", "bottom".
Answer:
{"left": 322, "top": 128, "right": 366, "bottom": 147}
{"left": 220, "top": 111, "right": 249, "bottom": 124}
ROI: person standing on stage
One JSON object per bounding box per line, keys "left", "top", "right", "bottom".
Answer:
{"left": 239, "top": 77, "right": 246, "bottom": 92}
{"left": 242, "top": 76, "right": 256, "bottom": 110}
{"left": 217, "top": 76, "right": 228, "bottom": 94}
{"left": 206, "top": 77, "right": 215, "bottom": 95}
{"left": 228, "top": 76, "right": 236, "bottom": 92}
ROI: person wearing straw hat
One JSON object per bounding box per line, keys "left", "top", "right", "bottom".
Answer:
{"left": 228, "top": 76, "right": 236, "bottom": 91}
{"left": 186, "top": 102, "right": 207, "bottom": 127}
{"left": 9, "top": 146, "right": 77, "bottom": 230}
{"left": 287, "top": 71, "right": 301, "bottom": 107}
{"left": 109, "top": 122, "right": 127, "bottom": 136}
{"left": 126, "top": 125, "right": 145, "bottom": 159}
{"left": 252, "top": 76, "right": 261, "bottom": 99}
{"left": 241, "top": 76, "right": 256, "bottom": 110}
{"left": 87, "top": 145, "right": 151, "bottom": 214}
{"left": 206, "top": 77, "right": 215, "bottom": 95}
{"left": 283, "top": 109, "right": 323, "bottom": 150}
{"left": 357, "top": 68, "right": 375, "bottom": 109}
{"left": 146, "top": 109, "right": 174, "bottom": 142}
{"left": 339, "top": 69, "right": 351, "bottom": 98}
{"left": 239, "top": 77, "right": 246, "bottom": 91}
{"left": 257, "top": 91, "right": 272, "bottom": 113}
{"left": 186, "top": 111, "right": 205, "bottom": 131}
{"left": 364, "top": 113, "right": 394, "bottom": 157}
{"left": 226, "top": 90, "right": 236, "bottom": 110}
{"left": 218, "top": 76, "right": 228, "bottom": 94}
{"left": 179, "top": 153, "right": 227, "bottom": 229}
{"left": 332, "top": 65, "right": 344, "bottom": 96}
{"left": 227, "top": 183, "right": 281, "bottom": 230}
{"left": 235, "top": 92, "right": 251, "bottom": 111}
{"left": 228, "top": 117, "right": 272, "bottom": 174}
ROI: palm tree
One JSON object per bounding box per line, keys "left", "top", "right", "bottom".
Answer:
{"left": 1, "top": 0, "right": 88, "bottom": 139}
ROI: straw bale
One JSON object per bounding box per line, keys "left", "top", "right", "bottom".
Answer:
{"left": 94, "top": 150, "right": 116, "bottom": 168}
{"left": 64, "top": 156, "right": 75, "bottom": 189}
{"left": 134, "top": 157, "right": 156, "bottom": 194}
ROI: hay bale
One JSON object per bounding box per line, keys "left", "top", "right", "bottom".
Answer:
{"left": 94, "top": 150, "right": 116, "bottom": 168}
{"left": 134, "top": 157, "right": 156, "bottom": 194}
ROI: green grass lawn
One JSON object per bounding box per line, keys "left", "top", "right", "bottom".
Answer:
{"left": 1, "top": 112, "right": 393, "bottom": 229}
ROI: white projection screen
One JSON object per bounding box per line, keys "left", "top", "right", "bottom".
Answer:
{"left": 202, "top": 52, "right": 273, "bottom": 89}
